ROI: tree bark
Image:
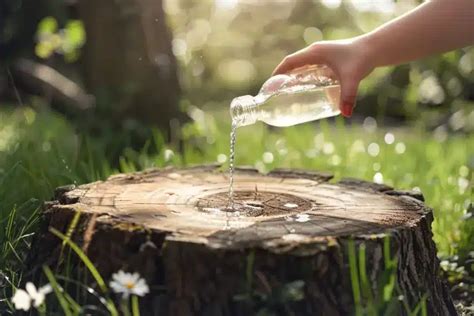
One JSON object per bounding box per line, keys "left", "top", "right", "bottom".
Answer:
{"left": 29, "top": 165, "right": 455, "bottom": 315}
{"left": 77, "top": 0, "right": 181, "bottom": 129}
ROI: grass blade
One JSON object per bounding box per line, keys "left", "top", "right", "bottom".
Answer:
{"left": 348, "top": 238, "right": 362, "bottom": 316}
{"left": 131, "top": 296, "right": 140, "bottom": 316}
{"left": 358, "top": 243, "right": 376, "bottom": 316}
{"left": 49, "top": 227, "right": 119, "bottom": 316}
{"left": 43, "top": 265, "right": 73, "bottom": 316}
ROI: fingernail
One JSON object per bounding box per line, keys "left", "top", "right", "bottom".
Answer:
{"left": 341, "top": 102, "right": 353, "bottom": 117}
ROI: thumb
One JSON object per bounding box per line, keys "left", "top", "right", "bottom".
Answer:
{"left": 339, "top": 78, "right": 360, "bottom": 118}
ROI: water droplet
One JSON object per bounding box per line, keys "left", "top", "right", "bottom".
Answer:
{"left": 373, "top": 172, "right": 384, "bottom": 184}
{"left": 384, "top": 132, "right": 395, "bottom": 144}
{"left": 168, "top": 172, "right": 181, "bottom": 179}
{"left": 245, "top": 201, "right": 263, "bottom": 208}
{"left": 321, "top": 0, "right": 341, "bottom": 9}
{"left": 367, "top": 143, "right": 380, "bottom": 157}
{"left": 458, "top": 178, "right": 469, "bottom": 193}
{"left": 202, "top": 207, "right": 222, "bottom": 214}
{"left": 217, "top": 153, "right": 227, "bottom": 163}
{"left": 395, "top": 142, "right": 406, "bottom": 154}
{"left": 262, "top": 152, "right": 274, "bottom": 164}
{"left": 323, "top": 142, "right": 334, "bottom": 155}
{"left": 295, "top": 214, "right": 310, "bottom": 222}
{"left": 350, "top": 139, "right": 365, "bottom": 154}
{"left": 459, "top": 165, "right": 469, "bottom": 177}
{"left": 282, "top": 233, "right": 306, "bottom": 241}
{"left": 363, "top": 117, "right": 377, "bottom": 132}
{"left": 303, "top": 26, "right": 323, "bottom": 45}
{"left": 330, "top": 154, "right": 341, "bottom": 166}
{"left": 284, "top": 203, "right": 298, "bottom": 208}
{"left": 278, "top": 148, "right": 288, "bottom": 156}
{"left": 172, "top": 39, "right": 187, "bottom": 56}
{"left": 42, "top": 142, "right": 51, "bottom": 152}
{"left": 164, "top": 149, "right": 174, "bottom": 161}
{"left": 305, "top": 149, "right": 318, "bottom": 158}
{"left": 433, "top": 125, "right": 448, "bottom": 142}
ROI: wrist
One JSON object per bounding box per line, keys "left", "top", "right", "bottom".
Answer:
{"left": 354, "top": 33, "right": 381, "bottom": 71}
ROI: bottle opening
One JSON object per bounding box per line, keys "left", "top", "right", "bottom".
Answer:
{"left": 230, "top": 95, "right": 258, "bottom": 127}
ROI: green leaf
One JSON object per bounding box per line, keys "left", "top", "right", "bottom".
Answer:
{"left": 131, "top": 295, "right": 140, "bottom": 316}
{"left": 43, "top": 265, "right": 73, "bottom": 316}
{"left": 65, "top": 20, "right": 86, "bottom": 47}
{"left": 35, "top": 43, "right": 52, "bottom": 59}
{"left": 348, "top": 239, "right": 362, "bottom": 316}
{"left": 49, "top": 227, "right": 119, "bottom": 316}
{"left": 38, "top": 17, "right": 58, "bottom": 35}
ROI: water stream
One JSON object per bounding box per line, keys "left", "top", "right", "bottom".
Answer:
{"left": 228, "top": 120, "right": 237, "bottom": 209}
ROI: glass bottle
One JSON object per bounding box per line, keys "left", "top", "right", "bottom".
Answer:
{"left": 230, "top": 65, "right": 341, "bottom": 127}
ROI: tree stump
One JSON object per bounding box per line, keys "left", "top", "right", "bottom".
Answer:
{"left": 31, "top": 165, "right": 455, "bottom": 315}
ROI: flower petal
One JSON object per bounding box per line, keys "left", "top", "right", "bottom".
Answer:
{"left": 110, "top": 280, "right": 126, "bottom": 294}
{"left": 25, "top": 282, "right": 38, "bottom": 297}
{"left": 12, "top": 289, "right": 32, "bottom": 311}
{"left": 131, "top": 273, "right": 140, "bottom": 283}
{"left": 40, "top": 284, "right": 53, "bottom": 295}
{"left": 32, "top": 292, "right": 46, "bottom": 307}
{"left": 132, "top": 279, "right": 149, "bottom": 296}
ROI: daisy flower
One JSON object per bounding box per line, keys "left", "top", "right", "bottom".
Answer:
{"left": 109, "top": 270, "right": 149, "bottom": 299}
{"left": 12, "top": 282, "right": 52, "bottom": 311}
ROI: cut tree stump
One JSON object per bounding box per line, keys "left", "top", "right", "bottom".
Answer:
{"left": 29, "top": 165, "right": 455, "bottom": 316}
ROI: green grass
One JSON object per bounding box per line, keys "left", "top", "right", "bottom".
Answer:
{"left": 0, "top": 106, "right": 472, "bottom": 314}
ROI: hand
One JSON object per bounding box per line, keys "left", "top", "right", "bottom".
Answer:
{"left": 272, "top": 37, "right": 374, "bottom": 117}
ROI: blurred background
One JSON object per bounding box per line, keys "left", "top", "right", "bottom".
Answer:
{"left": 0, "top": 0, "right": 472, "bottom": 309}
{"left": 1, "top": 0, "right": 473, "bottom": 134}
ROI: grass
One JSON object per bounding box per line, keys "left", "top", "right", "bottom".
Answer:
{"left": 0, "top": 105, "right": 472, "bottom": 314}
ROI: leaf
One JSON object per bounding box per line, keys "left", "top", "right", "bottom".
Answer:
{"left": 65, "top": 20, "right": 86, "bottom": 47}
{"left": 348, "top": 239, "right": 362, "bottom": 316}
{"left": 43, "top": 265, "right": 74, "bottom": 316}
{"left": 35, "top": 42, "right": 54, "bottom": 59}
{"left": 38, "top": 17, "right": 58, "bottom": 35}
{"left": 49, "top": 228, "right": 119, "bottom": 316}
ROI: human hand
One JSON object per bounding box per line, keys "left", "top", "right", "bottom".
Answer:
{"left": 272, "top": 37, "right": 374, "bottom": 117}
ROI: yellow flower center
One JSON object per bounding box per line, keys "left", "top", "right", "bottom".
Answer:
{"left": 125, "top": 282, "right": 135, "bottom": 289}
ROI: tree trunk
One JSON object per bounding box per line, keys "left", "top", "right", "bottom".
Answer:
{"left": 77, "top": 0, "right": 181, "bottom": 129}
{"left": 30, "top": 165, "right": 455, "bottom": 315}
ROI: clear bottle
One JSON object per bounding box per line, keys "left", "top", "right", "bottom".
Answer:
{"left": 230, "top": 65, "right": 341, "bottom": 127}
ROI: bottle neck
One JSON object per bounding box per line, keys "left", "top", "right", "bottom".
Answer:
{"left": 230, "top": 95, "right": 262, "bottom": 127}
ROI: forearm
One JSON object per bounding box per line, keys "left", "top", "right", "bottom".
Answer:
{"left": 358, "top": 0, "right": 474, "bottom": 68}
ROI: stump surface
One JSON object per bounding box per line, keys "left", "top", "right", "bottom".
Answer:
{"left": 33, "top": 165, "right": 455, "bottom": 316}
{"left": 62, "top": 165, "right": 422, "bottom": 249}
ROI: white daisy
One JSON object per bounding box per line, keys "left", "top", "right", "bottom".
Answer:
{"left": 109, "top": 270, "right": 149, "bottom": 299}
{"left": 12, "top": 282, "right": 52, "bottom": 311}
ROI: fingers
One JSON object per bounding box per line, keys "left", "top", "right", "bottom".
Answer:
{"left": 339, "top": 78, "right": 360, "bottom": 117}
{"left": 272, "top": 46, "right": 325, "bottom": 75}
